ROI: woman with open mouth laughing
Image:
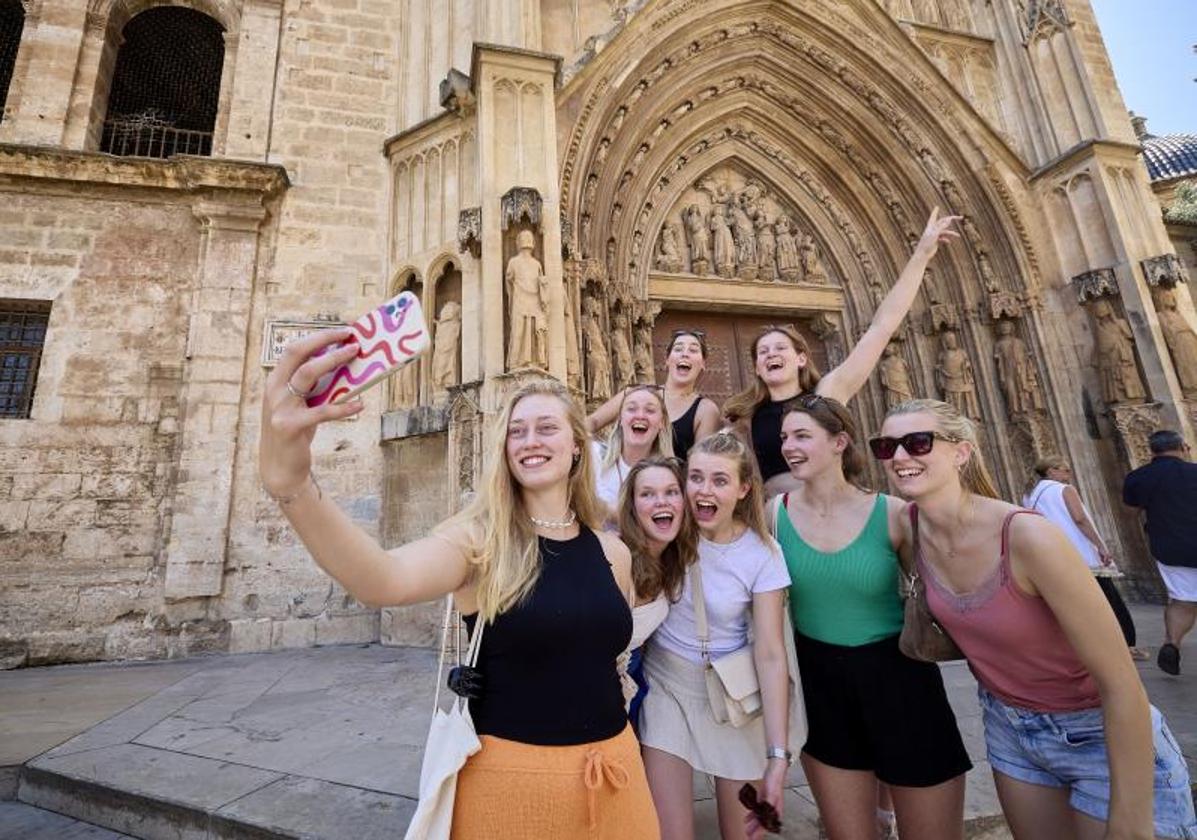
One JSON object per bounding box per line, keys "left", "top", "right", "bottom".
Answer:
{"left": 775, "top": 395, "right": 970, "bottom": 840}
{"left": 638, "top": 432, "right": 797, "bottom": 840}
{"left": 615, "top": 456, "right": 698, "bottom": 736}
{"left": 588, "top": 329, "right": 721, "bottom": 459}
{"left": 592, "top": 384, "right": 676, "bottom": 517}
{"left": 874, "top": 399, "right": 1196, "bottom": 840}
{"left": 723, "top": 208, "right": 961, "bottom": 498}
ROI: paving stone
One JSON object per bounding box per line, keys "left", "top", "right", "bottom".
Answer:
{"left": 0, "top": 801, "right": 132, "bottom": 840}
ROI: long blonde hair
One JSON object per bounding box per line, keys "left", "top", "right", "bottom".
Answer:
{"left": 885, "top": 398, "right": 1001, "bottom": 499}
{"left": 602, "top": 384, "right": 675, "bottom": 470}
{"left": 723, "top": 325, "right": 822, "bottom": 425}
{"left": 688, "top": 431, "right": 770, "bottom": 543}
{"left": 616, "top": 455, "right": 697, "bottom": 602}
{"left": 439, "top": 378, "right": 606, "bottom": 621}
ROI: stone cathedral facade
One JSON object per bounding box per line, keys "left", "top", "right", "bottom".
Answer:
{"left": 1, "top": 0, "right": 1196, "bottom": 667}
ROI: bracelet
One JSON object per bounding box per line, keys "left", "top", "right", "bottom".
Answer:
{"left": 267, "top": 473, "right": 321, "bottom": 506}
{"left": 765, "top": 746, "right": 793, "bottom": 765}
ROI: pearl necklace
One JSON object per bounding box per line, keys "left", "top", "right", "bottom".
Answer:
{"left": 529, "top": 510, "right": 577, "bottom": 530}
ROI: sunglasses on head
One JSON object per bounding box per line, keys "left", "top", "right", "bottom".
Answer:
{"left": 670, "top": 328, "right": 706, "bottom": 340}
{"left": 868, "top": 431, "right": 961, "bottom": 460}
{"left": 738, "top": 783, "right": 782, "bottom": 834}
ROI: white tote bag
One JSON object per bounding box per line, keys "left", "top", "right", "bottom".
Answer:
{"left": 403, "top": 598, "right": 485, "bottom": 840}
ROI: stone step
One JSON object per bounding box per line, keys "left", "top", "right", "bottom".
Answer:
{"left": 0, "top": 800, "right": 132, "bottom": 839}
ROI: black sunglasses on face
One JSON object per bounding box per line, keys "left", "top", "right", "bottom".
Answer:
{"left": 868, "top": 431, "right": 961, "bottom": 460}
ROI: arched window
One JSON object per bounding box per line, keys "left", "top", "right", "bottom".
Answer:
{"left": 100, "top": 7, "right": 224, "bottom": 158}
{"left": 0, "top": 0, "right": 24, "bottom": 122}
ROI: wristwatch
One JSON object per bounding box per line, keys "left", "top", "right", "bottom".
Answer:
{"left": 766, "top": 746, "right": 793, "bottom": 766}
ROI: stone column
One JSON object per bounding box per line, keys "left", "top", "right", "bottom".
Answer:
{"left": 60, "top": 11, "right": 109, "bottom": 150}
{"left": 0, "top": 0, "right": 86, "bottom": 147}
{"left": 163, "top": 195, "right": 271, "bottom": 600}
{"left": 221, "top": 0, "right": 283, "bottom": 160}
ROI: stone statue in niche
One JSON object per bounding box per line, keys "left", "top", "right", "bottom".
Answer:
{"left": 799, "top": 233, "right": 829, "bottom": 284}
{"left": 655, "top": 222, "right": 683, "bottom": 273}
{"left": 634, "top": 320, "right": 655, "bottom": 382}
{"left": 393, "top": 350, "right": 420, "bottom": 407}
{"left": 755, "top": 214, "right": 777, "bottom": 282}
{"left": 977, "top": 252, "right": 1000, "bottom": 293}
{"left": 1091, "top": 299, "right": 1147, "bottom": 404}
{"left": 584, "top": 296, "right": 612, "bottom": 402}
{"left": 774, "top": 217, "right": 801, "bottom": 283}
{"left": 879, "top": 341, "right": 915, "bottom": 409}
{"left": 992, "top": 319, "right": 1044, "bottom": 416}
{"left": 506, "top": 229, "right": 549, "bottom": 370}
{"left": 611, "top": 310, "right": 636, "bottom": 386}
{"left": 729, "top": 198, "right": 758, "bottom": 279}
{"left": 710, "top": 209, "right": 736, "bottom": 278}
{"left": 605, "top": 239, "right": 616, "bottom": 281}
{"left": 683, "top": 205, "right": 711, "bottom": 275}
{"left": 1154, "top": 287, "right": 1197, "bottom": 395}
{"left": 936, "top": 330, "right": 981, "bottom": 420}
{"left": 431, "top": 301, "right": 462, "bottom": 393}
{"left": 565, "top": 290, "right": 582, "bottom": 392}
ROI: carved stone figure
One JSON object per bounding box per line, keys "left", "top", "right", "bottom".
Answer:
{"left": 1091, "top": 299, "right": 1146, "bottom": 404}
{"left": 936, "top": 331, "right": 981, "bottom": 419}
{"left": 505, "top": 229, "right": 549, "bottom": 370}
{"left": 634, "top": 321, "right": 655, "bottom": 382}
{"left": 799, "top": 233, "right": 828, "bottom": 284}
{"left": 1154, "top": 288, "right": 1197, "bottom": 395}
{"left": 992, "top": 319, "right": 1044, "bottom": 416}
{"left": 775, "top": 217, "right": 801, "bottom": 283}
{"left": 729, "top": 198, "right": 757, "bottom": 279}
{"left": 977, "top": 252, "right": 999, "bottom": 293}
{"left": 611, "top": 310, "right": 636, "bottom": 386}
{"left": 565, "top": 288, "right": 582, "bottom": 391}
{"left": 710, "top": 209, "right": 736, "bottom": 278}
{"left": 584, "top": 297, "right": 612, "bottom": 402}
{"left": 878, "top": 342, "right": 914, "bottom": 409}
{"left": 656, "top": 222, "right": 683, "bottom": 273}
{"left": 393, "top": 354, "right": 420, "bottom": 408}
{"left": 431, "top": 301, "right": 461, "bottom": 393}
{"left": 755, "top": 214, "right": 777, "bottom": 281}
{"left": 684, "top": 205, "right": 711, "bottom": 275}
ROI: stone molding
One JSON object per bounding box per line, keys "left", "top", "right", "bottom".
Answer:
{"left": 1141, "top": 254, "right": 1189, "bottom": 288}
{"left": 500, "top": 187, "right": 542, "bottom": 231}
{"left": 1110, "top": 402, "right": 1164, "bottom": 470}
{"left": 1072, "top": 267, "right": 1118, "bottom": 303}
{"left": 457, "top": 207, "right": 482, "bottom": 258}
{"left": 1023, "top": 0, "right": 1071, "bottom": 43}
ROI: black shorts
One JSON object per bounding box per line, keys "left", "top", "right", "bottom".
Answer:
{"left": 797, "top": 632, "right": 972, "bottom": 788}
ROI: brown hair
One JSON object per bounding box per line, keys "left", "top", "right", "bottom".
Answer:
{"left": 723, "top": 325, "right": 822, "bottom": 425}
{"left": 781, "top": 394, "right": 867, "bottom": 484}
{"left": 616, "top": 455, "right": 698, "bottom": 602}
{"left": 688, "top": 430, "right": 770, "bottom": 543}
{"left": 1025, "top": 455, "right": 1069, "bottom": 497}
{"left": 884, "top": 398, "right": 1001, "bottom": 500}
{"left": 667, "top": 329, "right": 708, "bottom": 358}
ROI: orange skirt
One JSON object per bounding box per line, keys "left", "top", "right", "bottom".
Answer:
{"left": 450, "top": 724, "right": 660, "bottom": 840}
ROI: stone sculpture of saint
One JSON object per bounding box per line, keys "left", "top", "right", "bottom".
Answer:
{"left": 774, "top": 217, "right": 801, "bottom": 282}
{"left": 729, "top": 198, "right": 757, "bottom": 275}
{"left": 584, "top": 297, "right": 612, "bottom": 402}
{"left": 634, "top": 321, "right": 655, "bottom": 382}
{"left": 684, "top": 205, "right": 711, "bottom": 274}
{"left": 1091, "top": 299, "right": 1146, "bottom": 404}
{"left": 710, "top": 209, "right": 736, "bottom": 278}
{"left": 799, "top": 233, "right": 829, "bottom": 284}
{"left": 755, "top": 214, "right": 777, "bottom": 282}
{"left": 655, "top": 222, "right": 683, "bottom": 273}
{"left": 611, "top": 310, "right": 636, "bottom": 386}
{"left": 878, "top": 341, "right": 914, "bottom": 409}
{"left": 431, "top": 301, "right": 462, "bottom": 393}
{"left": 506, "top": 229, "right": 549, "bottom": 370}
{"left": 1154, "top": 288, "right": 1197, "bottom": 395}
{"left": 936, "top": 331, "right": 981, "bottom": 419}
{"left": 992, "top": 319, "right": 1044, "bottom": 416}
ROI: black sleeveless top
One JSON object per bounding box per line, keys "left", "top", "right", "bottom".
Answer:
{"left": 751, "top": 397, "right": 792, "bottom": 481}
{"left": 462, "top": 526, "right": 631, "bottom": 745}
{"left": 671, "top": 396, "right": 702, "bottom": 458}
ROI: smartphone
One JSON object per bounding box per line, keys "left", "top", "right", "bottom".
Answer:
{"left": 304, "top": 291, "right": 431, "bottom": 408}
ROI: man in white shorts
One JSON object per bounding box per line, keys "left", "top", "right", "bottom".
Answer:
{"left": 1123, "top": 430, "right": 1197, "bottom": 676}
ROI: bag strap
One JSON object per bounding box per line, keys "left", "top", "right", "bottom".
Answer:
{"left": 901, "top": 503, "right": 920, "bottom": 580}
{"left": 768, "top": 493, "right": 788, "bottom": 540}
{"left": 689, "top": 562, "right": 710, "bottom": 662}
{"left": 1026, "top": 481, "right": 1052, "bottom": 512}
{"left": 431, "top": 596, "right": 485, "bottom": 713}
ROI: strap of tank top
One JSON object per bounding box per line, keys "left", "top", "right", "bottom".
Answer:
{"left": 688, "top": 562, "right": 710, "bottom": 662}
{"left": 1000, "top": 509, "right": 1042, "bottom": 567}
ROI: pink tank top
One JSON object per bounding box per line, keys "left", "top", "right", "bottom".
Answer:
{"left": 915, "top": 507, "right": 1100, "bottom": 712}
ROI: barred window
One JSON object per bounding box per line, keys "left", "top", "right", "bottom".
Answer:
{"left": 100, "top": 7, "right": 224, "bottom": 159}
{"left": 0, "top": 300, "right": 50, "bottom": 419}
{"left": 0, "top": 0, "right": 24, "bottom": 122}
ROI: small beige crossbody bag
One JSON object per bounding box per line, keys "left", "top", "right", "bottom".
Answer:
{"left": 690, "top": 561, "right": 763, "bottom": 728}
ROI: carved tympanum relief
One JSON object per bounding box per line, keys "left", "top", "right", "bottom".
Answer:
{"left": 652, "top": 166, "right": 831, "bottom": 284}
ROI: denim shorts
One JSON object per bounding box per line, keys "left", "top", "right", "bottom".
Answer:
{"left": 979, "top": 687, "right": 1197, "bottom": 839}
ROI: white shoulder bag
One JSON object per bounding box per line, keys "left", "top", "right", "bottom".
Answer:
{"left": 403, "top": 597, "right": 485, "bottom": 840}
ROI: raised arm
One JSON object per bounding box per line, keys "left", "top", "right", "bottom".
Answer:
{"left": 260, "top": 329, "right": 471, "bottom": 608}
{"left": 693, "top": 397, "right": 722, "bottom": 444}
{"left": 1010, "top": 516, "right": 1153, "bottom": 837}
{"left": 817, "top": 208, "right": 960, "bottom": 403}
{"left": 586, "top": 389, "right": 624, "bottom": 434}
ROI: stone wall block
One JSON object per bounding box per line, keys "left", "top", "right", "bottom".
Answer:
{"left": 314, "top": 612, "right": 379, "bottom": 646}
{"left": 228, "top": 618, "right": 274, "bottom": 654}
{"left": 10, "top": 472, "right": 82, "bottom": 499}
{"left": 0, "top": 501, "right": 30, "bottom": 532}
{"left": 0, "top": 532, "right": 65, "bottom": 563}
{"left": 27, "top": 631, "right": 106, "bottom": 667}
{"left": 26, "top": 499, "right": 97, "bottom": 532}
{"left": 271, "top": 617, "right": 317, "bottom": 650}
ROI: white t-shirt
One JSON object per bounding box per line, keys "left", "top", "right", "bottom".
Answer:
{"left": 591, "top": 439, "right": 631, "bottom": 512}
{"left": 652, "top": 527, "right": 791, "bottom": 664}
{"left": 1023, "top": 479, "right": 1101, "bottom": 570}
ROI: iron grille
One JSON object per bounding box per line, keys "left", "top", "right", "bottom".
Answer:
{"left": 100, "top": 7, "right": 224, "bottom": 159}
{"left": 0, "top": 300, "right": 51, "bottom": 419}
{"left": 0, "top": 0, "right": 24, "bottom": 123}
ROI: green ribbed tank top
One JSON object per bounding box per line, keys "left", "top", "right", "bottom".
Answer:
{"left": 778, "top": 493, "right": 904, "bottom": 646}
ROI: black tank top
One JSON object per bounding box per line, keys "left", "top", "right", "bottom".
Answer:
{"left": 463, "top": 526, "right": 631, "bottom": 745}
{"left": 671, "top": 396, "right": 702, "bottom": 458}
{"left": 751, "top": 397, "right": 792, "bottom": 481}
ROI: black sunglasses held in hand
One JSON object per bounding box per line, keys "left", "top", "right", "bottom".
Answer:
{"left": 868, "top": 431, "right": 961, "bottom": 460}
{"left": 738, "top": 783, "right": 782, "bottom": 834}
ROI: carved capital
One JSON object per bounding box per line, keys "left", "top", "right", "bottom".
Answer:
{"left": 986, "top": 290, "right": 1023, "bottom": 320}
{"left": 1024, "top": 0, "right": 1071, "bottom": 43}
{"left": 457, "top": 207, "right": 481, "bottom": 258}
{"left": 500, "top": 187, "right": 542, "bottom": 232}
{"left": 809, "top": 312, "right": 840, "bottom": 340}
{"left": 1072, "top": 267, "right": 1118, "bottom": 303}
{"left": 560, "top": 211, "right": 576, "bottom": 259}
{"left": 1109, "top": 402, "right": 1164, "bottom": 470}
{"left": 923, "top": 302, "right": 961, "bottom": 334}
{"left": 1141, "top": 253, "right": 1189, "bottom": 288}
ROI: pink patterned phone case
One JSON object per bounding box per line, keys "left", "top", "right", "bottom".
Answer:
{"left": 304, "top": 291, "right": 430, "bottom": 408}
